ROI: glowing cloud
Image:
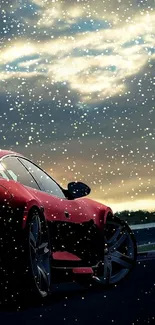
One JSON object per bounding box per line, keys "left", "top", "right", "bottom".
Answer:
{"left": 0, "top": 1, "right": 155, "bottom": 105}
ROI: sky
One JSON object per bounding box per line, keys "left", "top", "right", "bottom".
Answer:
{"left": 0, "top": 0, "right": 155, "bottom": 212}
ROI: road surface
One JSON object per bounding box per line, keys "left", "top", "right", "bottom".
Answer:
{"left": 0, "top": 260, "right": 155, "bottom": 325}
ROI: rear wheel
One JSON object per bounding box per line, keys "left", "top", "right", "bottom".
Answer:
{"left": 92, "top": 216, "right": 137, "bottom": 287}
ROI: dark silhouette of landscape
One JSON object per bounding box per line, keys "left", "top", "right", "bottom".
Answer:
{"left": 114, "top": 210, "right": 155, "bottom": 225}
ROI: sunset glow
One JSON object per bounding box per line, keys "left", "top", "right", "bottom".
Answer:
{"left": 1, "top": 0, "right": 155, "bottom": 212}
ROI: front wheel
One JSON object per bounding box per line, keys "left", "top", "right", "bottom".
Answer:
{"left": 92, "top": 216, "right": 137, "bottom": 287}
{"left": 0, "top": 208, "right": 52, "bottom": 305}
{"left": 18, "top": 209, "right": 51, "bottom": 299}
{"left": 26, "top": 209, "right": 52, "bottom": 298}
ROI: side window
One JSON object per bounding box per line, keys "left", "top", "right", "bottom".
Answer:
{"left": 20, "top": 158, "right": 66, "bottom": 199}
{"left": 1, "top": 157, "right": 40, "bottom": 190}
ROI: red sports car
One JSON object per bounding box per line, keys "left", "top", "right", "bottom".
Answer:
{"left": 0, "top": 150, "right": 137, "bottom": 301}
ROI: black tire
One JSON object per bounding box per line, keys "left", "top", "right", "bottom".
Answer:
{"left": 91, "top": 215, "right": 137, "bottom": 288}
{"left": 21, "top": 208, "right": 52, "bottom": 301}
{"left": 0, "top": 207, "right": 52, "bottom": 305}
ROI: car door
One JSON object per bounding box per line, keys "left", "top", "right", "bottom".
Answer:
{"left": 1, "top": 156, "right": 94, "bottom": 257}
{"left": 18, "top": 157, "right": 88, "bottom": 224}
{"left": 18, "top": 158, "right": 94, "bottom": 256}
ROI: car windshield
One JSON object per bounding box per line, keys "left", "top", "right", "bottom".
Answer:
{"left": 0, "top": 163, "right": 9, "bottom": 180}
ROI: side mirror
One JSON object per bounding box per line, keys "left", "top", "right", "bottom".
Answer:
{"left": 67, "top": 181, "right": 91, "bottom": 199}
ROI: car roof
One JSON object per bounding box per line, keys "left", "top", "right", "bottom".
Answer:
{"left": 0, "top": 149, "right": 22, "bottom": 159}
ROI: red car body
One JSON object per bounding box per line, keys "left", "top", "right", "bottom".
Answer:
{"left": 0, "top": 149, "right": 137, "bottom": 301}
{"left": 0, "top": 150, "right": 113, "bottom": 275}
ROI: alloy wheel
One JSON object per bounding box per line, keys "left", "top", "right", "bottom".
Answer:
{"left": 93, "top": 217, "right": 137, "bottom": 285}
{"left": 29, "top": 212, "right": 51, "bottom": 297}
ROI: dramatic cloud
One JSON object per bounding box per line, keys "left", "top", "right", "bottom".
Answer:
{"left": 0, "top": 7, "right": 154, "bottom": 103}
{"left": 0, "top": 0, "right": 155, "bottom": 211}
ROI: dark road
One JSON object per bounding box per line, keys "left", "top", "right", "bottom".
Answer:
{"left": 0, "top": 260, "right": 155, "bottom": 325}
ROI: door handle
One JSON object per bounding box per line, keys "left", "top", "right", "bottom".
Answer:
{"left": 64, "top": 211, "right": 70, "bottom": 219}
